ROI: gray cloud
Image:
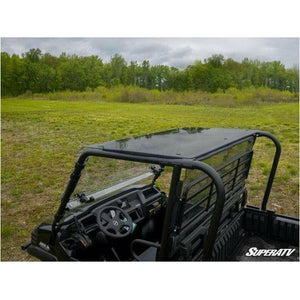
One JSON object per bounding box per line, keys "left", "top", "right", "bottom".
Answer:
{"left": 1, "top": 37, "right": 299, "bottom": 68}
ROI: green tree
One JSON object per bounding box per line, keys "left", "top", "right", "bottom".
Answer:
{"left": 141, "top": 60, "right": 150, "bottom": 88}
{"left": 81, "top": 55, "right": 104, "bottom": 90}
{"left": 110, "top": 54, "right": 127, "bottom": 86}
{"left": 59, "top": 56, "right": 86, "bottom": 91}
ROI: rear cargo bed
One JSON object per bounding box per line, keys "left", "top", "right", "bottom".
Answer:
{"left": 211, "top": 206, "right": 299, "bottom": 261}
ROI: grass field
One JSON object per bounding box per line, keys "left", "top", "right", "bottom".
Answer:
{"left": 1, "top": 98, "right": 299, "bottom": 261}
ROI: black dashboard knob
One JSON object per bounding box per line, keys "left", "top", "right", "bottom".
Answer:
{"left": 116, "top": 200, "right": 122, "bottom": 207}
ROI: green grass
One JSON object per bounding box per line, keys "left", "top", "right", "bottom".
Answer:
{"left": 1, "top": 98, "right": 299, "bottom": 261}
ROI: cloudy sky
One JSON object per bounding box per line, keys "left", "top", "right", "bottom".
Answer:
{"left": 1, "top": 38, "right": 299, "bottom": 68}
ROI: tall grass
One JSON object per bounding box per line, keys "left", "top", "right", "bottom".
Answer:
{"left": 20, "top": 85, "right": 298, "bottom": 107}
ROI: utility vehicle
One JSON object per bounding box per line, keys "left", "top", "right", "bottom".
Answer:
{"left": 22, "top": 128, "right": 299, "bottom": 261}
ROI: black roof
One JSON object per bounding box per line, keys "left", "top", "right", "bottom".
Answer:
{"left": 86, "top": 128, "right": 258, "bottom": 160}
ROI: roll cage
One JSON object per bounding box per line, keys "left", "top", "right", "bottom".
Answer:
{"left": 51, "top": 128, "right": 281, "bottom": 261}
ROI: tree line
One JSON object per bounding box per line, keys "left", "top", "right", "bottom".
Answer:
{"left": 1, "top": 48, "right": 299, "bottom": 97}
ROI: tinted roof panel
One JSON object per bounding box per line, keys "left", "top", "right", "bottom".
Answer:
{"left": 87, "top": 128, "right": 257, "bottom": 159}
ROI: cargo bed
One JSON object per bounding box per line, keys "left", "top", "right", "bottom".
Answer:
{"left": 211, "top": 206, "right": 299, "bottom": 261}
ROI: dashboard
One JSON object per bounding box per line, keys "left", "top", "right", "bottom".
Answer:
{"left": 58, "top": 185, "right": 165, "bottom": 258}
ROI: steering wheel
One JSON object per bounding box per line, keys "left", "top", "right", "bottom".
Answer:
{"left": 96, "top": 206, "right": 133, "bottom": 239}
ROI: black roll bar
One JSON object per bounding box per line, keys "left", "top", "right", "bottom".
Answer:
{"left": 256, "top": 132, "right": 281, "bottom": 211}
{"left": 157, "top": 162, "right": 226, "bottom": 261}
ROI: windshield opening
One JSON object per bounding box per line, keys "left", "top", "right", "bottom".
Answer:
{"left": 67, "top": 157, "right": 166, "bottom": 210}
